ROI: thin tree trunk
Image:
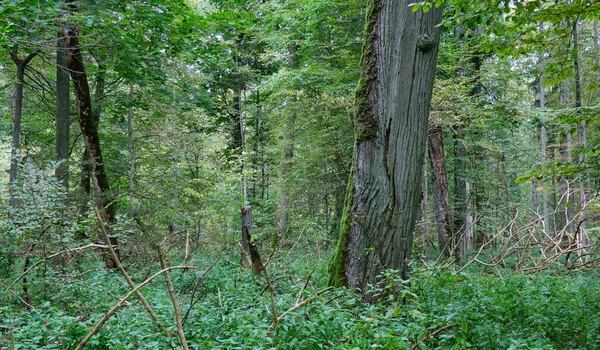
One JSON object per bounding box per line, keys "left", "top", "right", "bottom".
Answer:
{"left": 8, "top": 49, "right": 37, "bottom": 205}
{"left": 328, "top": 0, "right": 442, "bottom": 300}
{"left": 275, "top": 43, "right": 299, "bottom": 246}
{"left": 127, "top": 83, "right": 135, "bottom": 214}
{"left": 428, "top": 124, "right": 453, "bottom": 259}
{"left": 56, "top": 36, "right": 70, "bottom": 191}
{"left": 453, "top": 129, "right": 467, "bottom": 263}
{"left": 572, "top": 20, "right": 587, "bottom": 249}
{"left": 422, "top": 159, "right": 430, "bottom": 261}
{"left": 63, "top": 14, "right": 117, "bottom": 269}
{"left": 80, "top": 57, "right": 104, "bottom": 208}
{"left": 538, "top": 23, "right": 550, "bottom": 235}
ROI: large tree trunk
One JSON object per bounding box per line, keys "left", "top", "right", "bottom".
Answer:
{"left": 328, "top": 0, "right": 442, "bottom": 300}
{"left": 56, "top": 37, "right": 71, "bottom": 191}
{"left": 428, "top": 124, "right": 453, "bottom": 259}
{"left": 63, "top": 20, "right": 117, "bottom": 269}
{"left": 8, "top": 50, "right": 37, "bottom": 205}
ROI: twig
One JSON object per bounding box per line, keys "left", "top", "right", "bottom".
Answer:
{"left": 157, "top": 246, "right": 189, "bottom": 350}
{"left": 410, "top": 323, "right": 459, "bottom": 350}
{"left": 0, "top": 281, "right": 35, "bottom": 310}
{"left": 267, "top": 286, "right": 334, "bottom": 336}
{"left": 296, "top": 270, "right": 313, "bottom": 306}
{"left": 75, "top": 265, "right": 196, "bottom": 350}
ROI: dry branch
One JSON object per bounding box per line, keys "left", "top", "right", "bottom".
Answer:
{"left": 75, "top": 265, "right": 196, "bottom": 350}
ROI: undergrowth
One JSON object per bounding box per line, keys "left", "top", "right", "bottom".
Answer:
{"left": 2, "top": 248, "right": 600, "bottom": 349}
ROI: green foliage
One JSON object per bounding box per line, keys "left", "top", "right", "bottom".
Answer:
{"left": 3, "top": 248, "right": 600, "bottom": 349}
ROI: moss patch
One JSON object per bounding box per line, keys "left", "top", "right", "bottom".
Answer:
{"left": 354, "top": 0, "right": 380, "bottom": 142}
{"left": 328, "top": 165, "right": 355, "bottom": 287}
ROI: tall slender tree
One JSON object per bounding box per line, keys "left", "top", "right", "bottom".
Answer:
{"left": 8, "top": 49, "right": 37, "bottom": 204}
{"left": 56, "top": 35, "right": 70, "bottom": 191}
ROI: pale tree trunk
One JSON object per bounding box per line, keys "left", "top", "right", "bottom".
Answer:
{"left": 275, "top": 44, "right": 298, "bottom": 246}
{"left": 428, "top": 124, "right": 453, "bottom": 259}
{"left": 557, "top": 82, "right": 574, "bottom": 236}
{"left": 328, "top": 0, "right": 442, "bottom": 300}
{"left": 538, "top": 23, "right": 549, "bottom": 235}
{"left": 572, "top": 20, "right": 587, "bottom": 250}
{"left": 56, "top": 36, "right": 70, "bottom": 191}
{"left": 127, "top": 83, "right": 135, "bottom": 214}
{"left": 8, "top": 49, "right": 37, "bottom": 204}
{"left": 64, "top": 15, "right": 117, "bottom": 269}
{"left": 453, "top": 130, "right": 467, "bottom": 262}
{"left": 422, "top": 160, "right": 430, "bottom": 262}
{"left": 464, "top": 181, "right": 473, "bottom": 249}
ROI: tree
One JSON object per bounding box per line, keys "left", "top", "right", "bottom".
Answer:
{"left": 63, "top": 3, "right": 117, "bottom": 268}
{"left": 8, "top": 49, "right": 37, "bottom": 205}
{"left": 329, "top": 0, "right": 442, "bottom": 300}
{"left": 56, "top": 35, "right": 70, "bottom": 191}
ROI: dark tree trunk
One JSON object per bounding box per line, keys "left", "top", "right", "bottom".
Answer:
{"left": 328, "top": 0, "right": 442, "bottom": 300}
{"left": 63, "top": 20, "right": 117, "bottom": 269}
{"left": 56, "top": 37, "right": 71, "bottom": 191}
{"left": 241, "top": 207, "right": 263, "bottom": 274}
{"left": 428, "top": 124, "right": 453, "bottom": 259}
{"left": 9, "top": 49, "right": 37, "bottom": 204}
{"left": 80, "top": 57, "right": 104, "bottom": 208}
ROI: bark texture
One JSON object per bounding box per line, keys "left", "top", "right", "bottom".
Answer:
{"left": 241, "top": 207, "right": 263, "bottom": 274}
{"left": 329, "top": 0, "right": 442, "bottom": 299}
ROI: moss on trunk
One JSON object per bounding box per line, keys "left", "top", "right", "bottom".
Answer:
{"left": 328, "top": 167, "right": 355, "bottom": 287}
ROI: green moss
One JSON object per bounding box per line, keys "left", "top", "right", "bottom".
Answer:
{"left": 354, "top": 0, "right": 380, "bottom": 142}
{"left": 328, "top": 166, "right": 355, "bottom": 287}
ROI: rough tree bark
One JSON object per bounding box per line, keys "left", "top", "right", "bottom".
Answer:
{"left": 328, "top": 0, "right": 442, "bottom": 300}
{"left": 56, "top": 37, "right": 70, "bottom": 191}
{"left": 428, "top": 124, "right": 453, "bottom": 259}
{"left": 63, "top": 10, "right": 117, "bottom": 268}
{"left": 8, "top": 49, "right": 37, "bottom": 204}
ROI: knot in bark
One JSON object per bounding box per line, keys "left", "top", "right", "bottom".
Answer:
{"left": 417, "top": 33, "right": 434, "bottom": 51}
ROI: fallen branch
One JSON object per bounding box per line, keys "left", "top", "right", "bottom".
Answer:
{"left": 75, "top": 265, "right": 196, "bottom": 350}
{"left": 266, "top": 285, "right": 334, "bottom": 336}
{"left": 410, "top": 323, "right": 459, "bottom": 350}
{"left": 95, "top": 208, "right": 166, "bottom": 332}
{"left": 157, "top": 246, "right": 189, "bottom": 350}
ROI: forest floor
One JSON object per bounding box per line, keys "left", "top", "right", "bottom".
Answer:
{"left": 1, "top": 246, "right": 599, "bottom": 349}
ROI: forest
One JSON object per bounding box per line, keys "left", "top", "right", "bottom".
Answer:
{"left": 1, "top": 0, "right": 600, "bottom": 349}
